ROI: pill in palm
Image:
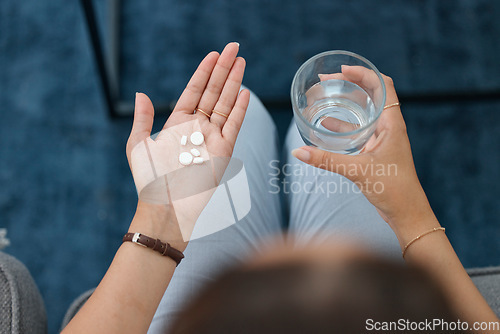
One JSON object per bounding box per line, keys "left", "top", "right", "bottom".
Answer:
{"left": 179, "top": 152, "right": 193, "bottom": 166}
{"left": 190, "top": 132, "right": 204, "bottom": 146}
{"left": 180, "top": 135, "right": 188, "bottom": 146}
{"left": 193, "top": 157, "right": 204, "bottom": 164}
{"left": 190, "top": 148, "right": 201, "bottom": 157}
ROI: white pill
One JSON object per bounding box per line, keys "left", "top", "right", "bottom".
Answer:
{"left": 190, "top": 131, "right": 204, "bottom": 146}
{"left": 180, "top": 135, "right": 187, "bottom": 146}
{"left": 190, "top": 148, "right": 201, "bottom": 157}
{"left": 193, "top": 157, "right": 204, "bottom": 164}
{"left": 179, "top": 152, "right": 193, "bottom": 166}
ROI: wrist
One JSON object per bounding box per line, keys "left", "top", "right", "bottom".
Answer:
{"left": 389, "top": 209, "right": 441, "bottom": 251}
{"left": 129, "top": 201, "right": 188, "bottom": 251}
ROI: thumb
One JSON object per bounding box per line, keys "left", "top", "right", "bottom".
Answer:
{"left": 291, "top": 146, "right": 361, "bottom": 180}
{"left": 129, "top": 92, "right": 154, "bottom": 146}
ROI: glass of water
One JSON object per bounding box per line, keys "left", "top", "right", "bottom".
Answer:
{"left": 291, "top": 51, "right": 386, "bottom": 154}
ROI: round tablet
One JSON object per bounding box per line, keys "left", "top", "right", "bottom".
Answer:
{"left": 179, "top": 152, "right": 193, "bottom": 166}
{"left": 193, "top": 157, "right": 204, "bottom": 164}
{"left": 190, "top": 132, "right": 204, "bottom": 146}
{"left": 190, "top": 148, "right": 201, "bottom": 157}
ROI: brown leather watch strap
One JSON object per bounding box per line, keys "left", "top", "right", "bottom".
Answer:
{"left": 123, "top": 233, "right": 184, "bottom": 266}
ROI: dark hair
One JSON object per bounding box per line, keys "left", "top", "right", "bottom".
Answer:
{"left": 170, "top": 256, "right": 463, "bottom": 334}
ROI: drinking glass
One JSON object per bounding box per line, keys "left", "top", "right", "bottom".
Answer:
{"left": 291, "top": 51, "right": 386, "bottom": 154}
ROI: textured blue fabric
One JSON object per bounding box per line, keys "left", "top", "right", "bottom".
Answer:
{"left": 0, "top": 1, "right": 499, "bottom": 333}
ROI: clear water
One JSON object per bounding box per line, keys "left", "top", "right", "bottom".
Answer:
{"left": 302, "top": 79, "right": 375, "bottom": 134}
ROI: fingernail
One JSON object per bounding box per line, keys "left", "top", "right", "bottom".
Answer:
{"left": 318, "top": 74, "right": 325, "bottom": 80}
{"left": 233, "top": 42, "right": 240, "bottom": 47}
{"left": 292, "top": 148, "right": 311, "bottom": 162}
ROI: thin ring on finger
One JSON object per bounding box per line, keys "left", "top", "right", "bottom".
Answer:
{"left": 384, "top": 102, "right": 401, "bottom": 110}
{"left": 211, "top": 109, "right": 228, "bottom": 118}
{"left": 195, "top": 107, "right": 211, "bottom": 118}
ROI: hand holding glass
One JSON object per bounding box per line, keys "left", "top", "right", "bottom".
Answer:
{"left": 291, "top": 51, "right": 386, "bottom": 155}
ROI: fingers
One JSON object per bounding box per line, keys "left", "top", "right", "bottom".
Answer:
{"left": 291, "top": 146, "right": 363, "bottom": 181}
{"left": 128, "top": 93, "right": 154, "bottom": 153}
{"left": 379, "top": 74, "right": 399, "bottom": 107}
{"left": 172, "top": 51, "right": 220, "bottom": 114}
{"left": 341, "top": 65, "right": 386, "bottom": 107}
{"left": 341, "top": 65, "right": 382, "bottom": 91}
{"left": 341, "top": 65, "right": 399, "bottom": 108}
{"left": 318, "top": 73, "right": 346, "bottom": 81}
{"left": 210, "top": 57, "right": 246, "bottom": 127}
{"left": 320, "top": 116, "right": 360, "bottom": 133}
{"left": 195, "top": 42, "right": 240, "bottom": 120}
{"left": 375, "top": 74, "right": 406, "bottom": 135}
{"left": 221, "top": 89, "right": 250, "bottom": 145}
{"left": 341, "top": 66, "right": 405, "bottom": 135}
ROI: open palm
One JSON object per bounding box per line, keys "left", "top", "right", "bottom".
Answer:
{"left": 125, "top": 43, "right": 249, "bottom": 247}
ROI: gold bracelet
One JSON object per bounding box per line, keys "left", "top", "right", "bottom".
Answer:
{"left": 402, "top": 227, "right": 445, "bottom": 259}
{"left": 383, "top": 102, "right": 401, "bottom": 110}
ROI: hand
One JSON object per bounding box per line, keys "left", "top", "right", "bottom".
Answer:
{"left": 292, "top": 66, "right": 439, "bottom": 244}
{"left": 125, "top": 43, "right": 250, "bottom": 250}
